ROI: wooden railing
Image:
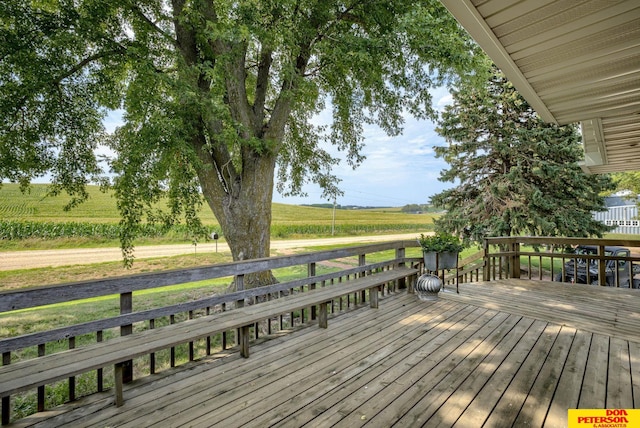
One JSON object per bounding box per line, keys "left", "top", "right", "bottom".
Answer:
{"left": 439, "top": 236, "right": 640, "bottom": 289}
{"left": 480, "top": 236, "right": 640, "bottom": 287}
{"left": 0, "top": 240, "right": 422, "bottom": 422}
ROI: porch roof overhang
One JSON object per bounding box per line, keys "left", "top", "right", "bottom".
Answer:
{"left": 440, "top": 0, "right": 640, "bottom": 174}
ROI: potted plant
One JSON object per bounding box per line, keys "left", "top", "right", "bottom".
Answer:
{"left": 418, "top": 232, "right": 464, "bottom": 271}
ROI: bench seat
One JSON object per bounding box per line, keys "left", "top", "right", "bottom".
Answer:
{"left": 0, "top": 267, "right": 418, "bottom": 411}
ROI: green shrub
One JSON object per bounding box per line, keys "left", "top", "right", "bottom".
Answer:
{"left": 417, "top": 232, "right": 465, "bottom": 253}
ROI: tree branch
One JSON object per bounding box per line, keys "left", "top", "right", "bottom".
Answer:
{"left": 129, "top": 3, "right": 177, "bottom": 47}
{"left": 253, "top": 46, "right": 273, "bottom": 132}
{"left": 56, "top": 47, "right": 127, "bottom": 83}
{"left": 7, "top": 45, "right": 127, "bottom": 124}
{"left": 223, "top": 42, "right": 255, "bottom": 140}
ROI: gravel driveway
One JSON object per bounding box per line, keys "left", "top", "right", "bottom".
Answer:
{"left": 0, "top": 233, "right": 422, "bottom": 271}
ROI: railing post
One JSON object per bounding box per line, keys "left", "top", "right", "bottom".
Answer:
{"left": 356, "top": 254, "right": 365, "bottom": 275}
{"left": 68, "top": 337, "right": 76, "bottom": 401}
{"left": 308, "top": 262, "right": 317, "bottom": 320}
{"left": 37, "top": 344, "right": 45, "bottom": 411}
{"left": 119, "top": 292, "right": 133, "bottom": 384}
{"left": 358, "top": 254, "right": 367, "bottom": 302}
{"left": 396, "top": 247, "right": 408, "bottom": 290}
{"left": 597, "top": 245, "right": 606, "bottom": 286}
{"left": 483, "top": 239, "right": 490, "bottom": 281}
{"left": 2, "top": 352, "right": 10, "bottom": 425}
{"left": 510, "top": 241, "right": 521, "bottom": 279}
{"left": 235, "top": 274, "right": 245, "bottom": 349}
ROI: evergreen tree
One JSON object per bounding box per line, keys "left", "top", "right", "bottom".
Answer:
{"left": 431, "top": 66, "right": 614, "bottom": 243}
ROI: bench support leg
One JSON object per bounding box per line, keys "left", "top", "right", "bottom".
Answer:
{"left": 240, "top": 325, "right": 250, "bottom": 358}
{"left": 2, "top": 352, "right": 10, "bottom": 425}
{"left": 2, "top": 396, "right": 9, "bottom": 426}
{"left": 114, "top": 363, "right": 124, "bottom": 407}
{"left": 319, "top": 302, "right": 329, "bottom": 328}
{"left": 370, "top": 286, "right": 379, "bottom": 309}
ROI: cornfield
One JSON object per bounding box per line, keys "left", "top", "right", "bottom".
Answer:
{"left": 0, "top": 220, "right": 214, "bottom": 241}
{"left": 270, "top": 223, "right": 433, "bottom": 238}
{"left": 0, "top": 220, "right": 433, "bottom": 241}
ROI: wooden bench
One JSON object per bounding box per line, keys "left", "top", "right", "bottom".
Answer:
{"left": 0, "top": 266, "right": 418, "bottom": 418}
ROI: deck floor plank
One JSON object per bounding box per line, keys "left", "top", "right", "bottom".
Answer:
{"left": 360, "top": 312, "right": 518, "bottom": 428}
{"left": 512, "top": 325, "right": 577, "bottom": 428}
{"left": 195, "top": 302, "right": 464, "bottom": 428}
{"left": 545, "top": 330, "right": 591, "bottom": 426}
{"left": 441, "top": 283, "right": 640, "bottom": 342}
{"left": 577, "top": 334, "right": 609, "bottom": 409}
{"left": 11, "top": 279, "right": 639, "bottom": 428}
{"left": 424, "top": 317, "right": 540, "bottom": 428}
{"left": 482, "top": 322, "right": 563, "bottom": 427}
{"left": 165, "top": 300, "right": 460, "bottom": 428}
{"left": 607, "top": 337, "right": 634, "bottom": 409}
{"left": 450, "top": 319, "right": 550, "bottom": 427}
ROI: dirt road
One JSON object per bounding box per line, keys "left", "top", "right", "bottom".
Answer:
{"left": 0, "top": 233, "right": 421, "bottom": 271}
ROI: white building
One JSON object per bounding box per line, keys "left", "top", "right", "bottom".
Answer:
{"left": 593, "top": 196, "right": 640, "bottom": 235}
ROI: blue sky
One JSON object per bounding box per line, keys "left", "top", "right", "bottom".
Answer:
{"left": 102, "top": 87, "right": 455, "bottom": 207}
{"left": 272, "top": 87, "right": 456, "bottom": 206}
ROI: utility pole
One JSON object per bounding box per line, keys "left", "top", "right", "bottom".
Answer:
{"left": 332, "top": 199, "right": 336, "bottom": 236}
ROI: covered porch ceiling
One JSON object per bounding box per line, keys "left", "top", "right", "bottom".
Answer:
{"left": 440, "top": 0, "right": 640, "bottom": 174}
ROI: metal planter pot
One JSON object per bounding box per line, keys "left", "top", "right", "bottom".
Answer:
{"left": 423, "top": 251, "right": 458, "bottom": 271}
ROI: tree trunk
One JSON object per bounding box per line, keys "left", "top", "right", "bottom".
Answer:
{"left": 195, "top": 142, "right": 278, "bottom": 288}
{"left": 173, "top": 1, "right": 301, "bottom": 289}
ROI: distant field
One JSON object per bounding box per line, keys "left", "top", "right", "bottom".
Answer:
{"left": 0, "top": 183, "right": 434, "bottom": 225}
{"left": 0, "top": 183, "right": 436, "bottom": 246}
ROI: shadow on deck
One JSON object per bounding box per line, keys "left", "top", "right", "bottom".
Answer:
{"left": 14, "top": 280, "right": 640, "bottom": 427}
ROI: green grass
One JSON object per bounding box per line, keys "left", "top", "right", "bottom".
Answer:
{"left": 517, "top": 245, "right": 565, "bottom": 277}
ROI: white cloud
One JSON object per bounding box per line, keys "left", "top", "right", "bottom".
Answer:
{"left": 283, "top": 107, "right": 455, "bottom": 206}
{"left": 103, "top": 109, "right": 124, "bottom": 133}
{"left": 436, "top": 93, "right": 453, "bottom": 112}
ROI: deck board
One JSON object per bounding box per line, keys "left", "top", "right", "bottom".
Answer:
{"left": 608, "top": 337, "right": 634, "bottom": 409}
{"left": 12, "top": 279, "right": 640, "bottom": 428}
{"left": 577, "top": 334, "right": 609, "bottom": 408}
{"left": 546, "top": 329, "right": 590, "bottom": 425}
{"left": 482, "top": 322, "right": 563, "bottom": 427}
{"left": 517, "top": 325, "right": 577, "bottom": 428}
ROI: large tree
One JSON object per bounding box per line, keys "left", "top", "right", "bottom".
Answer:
{"left": 612, "top": 172, "right": 640, "bottom": 199}
{"left": 431, "top": 66, "right": 614, "bottom": 243}
{"left": 0, "top": 0, "right": 482, "bottom": 283}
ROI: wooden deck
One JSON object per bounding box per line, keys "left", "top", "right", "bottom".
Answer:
{"left": 13, "top": 279, "right": 640, "bottom": 427}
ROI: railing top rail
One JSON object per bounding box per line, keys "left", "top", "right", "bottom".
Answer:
{"left": 0, "top": 240, "right": 420, "bottom": 313}
{"left": 485, "top": 236, "right": 640, "bottom": 247}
